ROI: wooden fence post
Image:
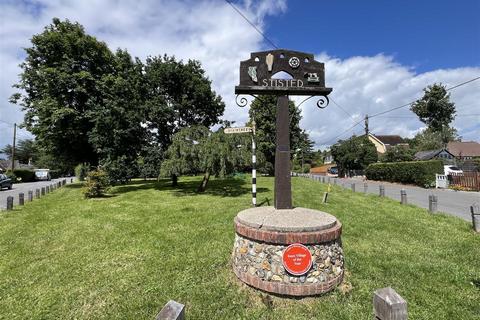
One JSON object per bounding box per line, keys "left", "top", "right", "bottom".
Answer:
{"left": 28, "top": 190, "right": 33, "bottom": 202}
{"left": 6, "top": 196, "right": 13, "bottom": 210}
{"left": 429, "top": 195, "right": 438, "bottom": 213}
{"left": 400, "top": 189, "right": 407, "bottom": 205}
{"left": 41, "top": 187, "right": 45, "bottom": 196}
{"left": 379, "top": 185, "right": 385, "bottom": 197}
{"left": 471, "top": 204, "right": 479, "bottom": 233}
{"left": 18, "top": 193, "right": 24, "bottom": 206}
{"left": 373, "top": 287, "right": 407, "bottom": 320}
{"left": 364, "top": 182, "right": 368, "bottom": 193}
{"left": 351, "top": 183, "right": 356, "bottom": 192}
{"left": 155, "top": 300, "right": 185, "bottom": 320}
{"left": 36, "top": 189, "right": 40, "bottom": 199}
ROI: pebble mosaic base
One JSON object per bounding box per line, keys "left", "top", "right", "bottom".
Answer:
{"left": 232, "top": 234, "right": 344, "bottom": 296}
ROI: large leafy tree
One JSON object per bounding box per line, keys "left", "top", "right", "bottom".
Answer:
{"left": 409, "top": 127, "right": 460, "bottom": 152}
{"left": 1, "top": 139, "right": 39, "bottom": 164}
{"left": 410, "top": 84, "right": 456, "bottom": 142}
{"left": 331, "top": 135, "right": 378, "bottom": 177}
{"left": 248, "top": 95, "right": 305, "bottom": 175}
{"left": 10, "top": 18, "right": 115, "bottom": 168}
{"left": 143, "top": 56, "right": 225, "bottom": 151}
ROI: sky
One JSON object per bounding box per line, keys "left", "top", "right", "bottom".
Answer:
{"left": 0, "top": 0, "right": 479, "bottom": 153}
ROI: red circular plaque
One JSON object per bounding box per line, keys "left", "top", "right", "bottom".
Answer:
{"left": 282, "top": 243, "right": 312, "bottom": 276}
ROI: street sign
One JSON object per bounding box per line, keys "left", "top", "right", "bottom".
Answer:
{"left": 224, "top": 127, "right": 252, "bottom": 134}
{"left": 282, "top": 243, "right": 312, "bottom": 276}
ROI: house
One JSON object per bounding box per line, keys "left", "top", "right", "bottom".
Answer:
{"left": 446, "top": 141, "right": 480, "bottom": 160}
{"left": 414, "top": 148, "right": 455, "bottom": 161}
{"left": 323, "top": 152, "right": 333, "bottom": 164}
{"left": 367, "top": 133, "right": 408, "bottom": 154}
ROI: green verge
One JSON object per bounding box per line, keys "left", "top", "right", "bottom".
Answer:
{"left": 0, "top": 177, "right": 478, "bottom": 319}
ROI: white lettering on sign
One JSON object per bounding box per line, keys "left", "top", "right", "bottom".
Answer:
{"left": 224, "top": 127, "right": 253, "bottom": 134}
{"left": 262, "top": 79, "right": 304, "bottom": 88}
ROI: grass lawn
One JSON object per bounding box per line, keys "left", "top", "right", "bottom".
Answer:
{"left": 0, "top": 176, "right": 479, "bottom": 319}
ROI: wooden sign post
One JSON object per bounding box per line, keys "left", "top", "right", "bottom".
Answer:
{"left": 235, "top": 49, "right": 332, "bottom": 209}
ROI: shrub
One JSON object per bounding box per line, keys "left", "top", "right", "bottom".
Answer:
{"left": 9, "top": 169, "right": 35, "bottom": 182}
{"left": 75, "top": 163, "right": 89, "bottom": 181}
{"left": 365, "top": 160, "right": 443, "bottom": 187}
{"left": 5, "top": 170, "right": 17, "bottom": 182}
{"left": 49, "top": 169, "right": 61, "bottom": 179}
{"left": 82, "top": 169, "right": 110, "bottom": 198}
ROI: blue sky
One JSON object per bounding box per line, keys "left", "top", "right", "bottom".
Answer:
{"left": 263, "top": 0, "right": 480, "bottom": 73}
{"left": 0, "top": 0, "right": 479, "bottom": 152}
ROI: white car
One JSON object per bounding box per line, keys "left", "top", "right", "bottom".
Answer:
{"left": 444, "top": 165, "right": 463, "bottom": 176}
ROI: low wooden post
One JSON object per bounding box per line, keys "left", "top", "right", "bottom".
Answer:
{"left": 6, "top": 196, "right": 13, "bottom": 210}
{"left": 41, "top": 187, "right": 45, "bottom": 196}
{"left": 351, "top": 183, "right": 355, "bottom": 192}
{"left": 471, "top": 204, "right": 479, "bottom": 233}
{"left": 373, "top": 287, "right": 407, "bottom": 320}
{"left": 322, "top": 192, "right": 328, "bottom": 204}
{"left": 63, "top": 179, "right": 66, "bottom": 185}
{"left": 364, "top": 182, "right": 368, "bottom": 193}
{"left": 36, "top": 189, "right": 40, "bottom": 199}
{"left": 429, "top": 195, "right": 438, "bottom": 213}
{"left": 18, "top": 193, "right": 25, "bottom": 206}
{"left": 400, "top": 189, "right": 407, "bottom": 205}
{"left": 155, "top": 300, "right": 185, "bottom": 320}
{"left": 28, "top": 190, "right": 33, "bottom": 202}
{"left": 379, "top": 185, "right": 385, "bottom": 197}
{"left": 46, "top": 186, "right": 50, "bottom": 194}
{"left": 70, "top": 178, "right": 73, "bottom": 183}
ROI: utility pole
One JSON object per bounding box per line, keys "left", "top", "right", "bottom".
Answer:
{"left": 364, "top": 114, "right": 369, "bottom": 136}
{"left": 11, "top": 123, "right": 16, "bottom": 171}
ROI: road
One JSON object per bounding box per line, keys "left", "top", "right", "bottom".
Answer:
{"left": 326, "top": 176, "right": 479, "bottom": 222}
{"left": 0, "top": 178, "right": 74, "bottom": 210}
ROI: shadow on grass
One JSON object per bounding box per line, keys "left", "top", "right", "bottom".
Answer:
{"left": 109, "top": 177, "right": 270, "bottom": 198}
{"left": 64, "top": 183, "right": 83, "bottom": 189}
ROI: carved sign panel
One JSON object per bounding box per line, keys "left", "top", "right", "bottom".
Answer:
{"left": 235, "top": 49, "right": 332, "bottom": 96}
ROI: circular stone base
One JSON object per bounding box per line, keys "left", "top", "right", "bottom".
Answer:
{"left": 232, "top": 206, "right": 344, "bottom": 296}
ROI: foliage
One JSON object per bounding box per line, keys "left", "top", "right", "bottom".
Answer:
{"left": 0, "top": 177, "right": 478, "bottom": 319}
{"left": 10, "top": 18, "right": 115, "bottom": 169}
{"left": 381, "top": 145, "right": 415, "bottom": 162}
{"left": 410, "top": 84, "right": 456, "bottom": 133}
{"left": 75, "top": 163, "right": 89, "bottom": 181}
{"left": 331, "top": 135, "right": 378, "bottom": 176}
{"left": 1, "top": 139, "right": 39, "bottom": 164}
{"left": 365, "top": 160, "right": 443, "bottom": 187}
{"left": 408, "top": 127, "right": 460, "bottom": 151}
{"left": 143, "top": 55, "right": 225, "bottom": 151}
{"left": 5, "top": 171, "right": 17, "bottom": 182}
{"left": 101, "top": 156, "right": 138, "bottom": 184}
{"left": 9, "top": 169, "right": 36, "bottom": 182}
{"left": 248, "top": 95, "right": 307, "bottom": 175}
{"left": 82, "top": 169, "right": 110, "bottom": 198}
{"left": 49, "top": 170, "right": 61, "bottom": 179}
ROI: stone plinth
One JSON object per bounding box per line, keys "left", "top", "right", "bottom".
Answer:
{"left": 232, "top": 207, "right": 344, "bottom": 296}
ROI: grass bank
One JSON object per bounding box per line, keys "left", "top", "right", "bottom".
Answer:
{"left": 0, "top": 176, "right": 478, "bottom": 319}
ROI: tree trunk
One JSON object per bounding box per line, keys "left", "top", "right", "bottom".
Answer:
{"left": 197, "top": 171, "right": 210, "bottom": 192}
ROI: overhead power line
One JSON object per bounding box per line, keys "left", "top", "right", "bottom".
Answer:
{"left": 224, "top": 0, "right": 279, "bottom": 49}
{"left": 319, "top": 119, "right": 364, "bottom": 146}
{"left": 369, "top": 76, "right": 480, "bottom": 119}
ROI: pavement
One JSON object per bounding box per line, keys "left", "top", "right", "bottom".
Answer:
{"left": 0, "top": 177, "right": 74, "bottom": 210}
{"left": 322, "top": 176, "right": 479, "bottom": 222}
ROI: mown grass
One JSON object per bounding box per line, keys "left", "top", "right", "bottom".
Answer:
{"left": 0, "top": 176, "right": 478, "bottom": 319}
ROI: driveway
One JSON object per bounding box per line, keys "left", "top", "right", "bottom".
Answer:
{"left": 331, "top": 176, "right": 480, "bottom": 222}
{"left": 0, "top": 178, "right": 74, "bottom": 210}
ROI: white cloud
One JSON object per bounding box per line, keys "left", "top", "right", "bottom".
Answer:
{"left": 0, "top": 0, "right": 478, "bottom": 155}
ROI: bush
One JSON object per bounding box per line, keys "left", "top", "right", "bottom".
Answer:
{"left": 5, "top": 169, "right": 36, "bottom": 183}
{"left": 49, "top": 169, "right": 61, "bottom": 179}
{"left": 75, "top": 163, "right": 89, "bottom": 181}
{"left": 365, "top": 160, "right": 443, "bottom": 187}
{"left": 82, "top": 169, "right": 110, "bottom": 198}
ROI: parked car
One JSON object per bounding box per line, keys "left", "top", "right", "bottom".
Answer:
{"left": 327, "top": 166, "right": 338, "bottom": 175}
{"left": 34, "top": 169, "right": 51, "bottom": 181}
{"left": 444, "top": 165, "right": 463, "bottom": 176}
{"left": 0, "top": 174, "right": 13, "bottom": 190}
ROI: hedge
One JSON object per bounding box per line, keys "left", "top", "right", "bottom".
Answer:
{"left": 365, "top": 160, "right": 443, "bottom": 187}
{"left": 6, "top": 169, "right": 36, "bottom": 183}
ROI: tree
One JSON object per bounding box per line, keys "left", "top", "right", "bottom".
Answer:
{"left": 143, "top": 56, "right": 225, "bottom": 151}
{"left": 381, "top": 145, "right": 415, "bottom": 162}
{"left": 331, "top": 135, "right": 378, "bottom": 177}
{"left": 409, "top": 127, "right": 460, "bottom": 152}
{"left": 1, "top": 139, "right": 39, "bottom": 164}
{"left": 410, "top": 84, "right": 456, "bottom": 143}
{"left": 10, "top": 18, "right": 116, "bottom": 169}
{"left": 248, "top": 95, "right": 306, "bottom": 175}
{"left": 160, "top": 126, "right": 251, "bottom": 191}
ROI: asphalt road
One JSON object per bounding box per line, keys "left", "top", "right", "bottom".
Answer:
{"left": 0, "top": 178, "right": 74, "bottom": 210}
{"left": 324, "top": 176, "right": 479, "bottom": 222}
